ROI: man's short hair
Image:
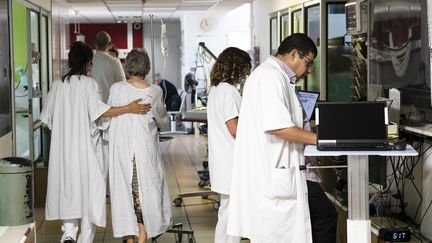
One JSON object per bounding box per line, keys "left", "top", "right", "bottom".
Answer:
{"left": 94, "top": 31, "right": 111, "bottom": 49}
{"left": 125, "top": 48, "right": 151, "bottom": 77}
{"left": 277, "top": 33, "right": 317, "bottom": 57}
{"left": 154, "top": 73, "right": 161, "bottom": 80}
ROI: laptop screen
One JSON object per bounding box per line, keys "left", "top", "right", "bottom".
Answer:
{"left": 297, "top": 90, "right": 320, "bottom": 120}
{"left": 316, "top": 101, "right": 388, "bottom": 142}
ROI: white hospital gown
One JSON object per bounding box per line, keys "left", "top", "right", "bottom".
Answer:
{"left": 40, "top": 75, "right": 110, "bottom": 227}
{"left": 106, "top": 81, "right": 171, "bottom": 238}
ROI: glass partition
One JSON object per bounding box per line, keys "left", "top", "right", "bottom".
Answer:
{"left": 270, "top": 16, "right": 278, "bottom": 55}
{"left": 291, "top": 9, "right": 303, "bottom": 89}
{"left": 326, "top": 3, "right": 353, "bottom": 101}
{"left": 13, "top": 1, "right": 30, "bottom": 158}
{"left": 292, "top": 9, "right": 303, "bottom": 34}
{"left": 30, "top": 10, "right": 44, "bottom": 163}
{"left": 280, "top": 13, "right": 289, "bottom": 41}
{"left": 305, "top": 4, "right": 320, "bottom": 91}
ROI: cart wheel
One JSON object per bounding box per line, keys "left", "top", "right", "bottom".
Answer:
{"left": 174, "top": 198, "right": 183, "bottom": 206}
{"left": 213, "top": 201, "right": 220, "bottom": 210}
{"left": 198, "top": 180, "right": 206, "bottom": 187}
{"left": 188, "top": 234, "right": 195, "bottom": 243}
{"left": 172, "top": 223, "right": 183, "bottom": 229}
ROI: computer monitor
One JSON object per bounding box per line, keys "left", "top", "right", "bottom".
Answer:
{"left": 297, "top": 90, "right": 320, "bottom": 120}
{"left": 316, "top": 101, "right": 388, "bottom": 142}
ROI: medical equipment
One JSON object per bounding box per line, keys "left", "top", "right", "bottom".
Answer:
{"left": 15, "top": 66, "right": 28, "bottom": 91}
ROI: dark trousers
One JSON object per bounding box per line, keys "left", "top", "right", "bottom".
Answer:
{"left": 307, "top": 180, "right": 338, "bottom": 243}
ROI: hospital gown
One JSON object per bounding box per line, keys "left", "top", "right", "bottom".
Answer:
{"left": 40, "top": 75, "right": 110, "bottom": 227}
{"left": 106, "top": 81, "right": 171, "bottom": 238}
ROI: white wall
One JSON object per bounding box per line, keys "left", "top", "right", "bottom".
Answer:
{"left": 269, "top": 0, "right": 304, "bottom": 13}
{"left": 252, "top": 0, "right": 271, "bottom": 64}
{"left": 404, "top": 142, "right": 432, "bottom": 239}
{"left": 421, "top": 143, "right": 432, "bottom": 239}
{"left": 51, "top": 0, "right": 70, "bottom": 82}
{"left": 0, "top": 133, "right": 13, "bottom": 158}
{"left": 180, "top": 3, "right": 252, "bottom": 90}
{"left": 143, "top": 21, "right": 181, "bottom": 89}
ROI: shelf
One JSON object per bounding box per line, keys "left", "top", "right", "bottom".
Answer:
{"left": 400, "top": 124, "right": 432, "bottom": 137}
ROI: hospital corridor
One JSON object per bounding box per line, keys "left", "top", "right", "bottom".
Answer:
{"left": 1, "top": 0, "right": 432, "bottom": 243}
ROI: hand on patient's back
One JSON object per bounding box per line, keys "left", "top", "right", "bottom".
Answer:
{"left": 128, "top": 99, "right": 151, "bottom": 114}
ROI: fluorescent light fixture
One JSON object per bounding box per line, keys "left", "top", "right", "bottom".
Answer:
{"left": 111, "top": 11, "right": 142, "bottom": 16}
{"left": 142, "top": 7, "right": 176, "bottom": 11}
{"left": 105, "top": 0, "right": 141, "bottom": 3}
{"left": 182, "top": 0, "right": 221, "bottom": 2}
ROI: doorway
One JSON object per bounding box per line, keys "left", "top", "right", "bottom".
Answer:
{"left": 12, "top": 0, "right": 49, "bottom": 165}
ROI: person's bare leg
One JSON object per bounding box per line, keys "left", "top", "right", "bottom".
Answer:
{"left": 126, "top": 235, "right": 134, "bottom": 243}
{"left": 138, "top": 223, "right": 147, "bottom": 243}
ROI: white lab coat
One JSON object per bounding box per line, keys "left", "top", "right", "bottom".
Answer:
{"left": 40, "top": 76, "right": 110, "bottom": 227}
{"left": 227, "top": 57, "right": 312, "bottom": 243}
{"left": 90, "top": 51, "right": 126, "bottom": 176}
{"left": 90, "top": 51, "right": 126, "bottom": 103}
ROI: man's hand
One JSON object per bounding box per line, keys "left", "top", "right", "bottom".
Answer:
{"left": 127, "top": 99, "right": 151, "bottom": 115}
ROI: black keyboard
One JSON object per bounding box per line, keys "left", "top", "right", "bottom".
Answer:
{"left": 317, "top": 143, "right": 393, "bottom": 151}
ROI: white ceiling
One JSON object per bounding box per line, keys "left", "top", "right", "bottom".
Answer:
{"left": 66, "top": 0, "right": 250, "bottom": 23}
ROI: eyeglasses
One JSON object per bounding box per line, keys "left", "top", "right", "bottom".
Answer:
{"left": 297, "top": 51, "right": 314, "bottom": 68}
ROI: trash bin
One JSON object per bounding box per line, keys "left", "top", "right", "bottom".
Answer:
{"left": 0, "top": 157, "right": 33, "bottom": 226}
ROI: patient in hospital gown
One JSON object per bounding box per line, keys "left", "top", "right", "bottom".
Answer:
{"left": 41, "top": 41, "right": 150, "bottom": 243}
{"left": 106, "top": 48, "right": 171, "bottom": 243}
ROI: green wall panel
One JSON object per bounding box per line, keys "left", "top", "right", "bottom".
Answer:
{"left": 12, "top": 0, "right": 28, "bottom": 85}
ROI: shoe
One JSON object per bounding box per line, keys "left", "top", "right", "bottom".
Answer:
{"left": 63, "top": 237, "right": 75, "bottom": 243}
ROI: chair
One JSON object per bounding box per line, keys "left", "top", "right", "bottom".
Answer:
{"left": 161, "top": 90, "right": 188, "bottom": 134}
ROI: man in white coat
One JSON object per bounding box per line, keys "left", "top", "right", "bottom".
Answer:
{"left": 90, "top": 31, "right": 126, "bottom": 103}
{"left": 227, "top": 33, "right": 337, "bottom": 243}
{"left": 90, "top": 31, "right": 126, "bottom": 178}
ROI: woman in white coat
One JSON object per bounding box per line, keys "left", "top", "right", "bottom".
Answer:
{"left": 106, "top": 48, "right": 171, "bottom": 243}
{"left": 40, "top": 41, "right": 149, "bottom": 243}
{"left": 227, "top": 33, "right": 336, "bottom": 243}
{"left": 207, "top": 47, "right": 251, "bottom": 243}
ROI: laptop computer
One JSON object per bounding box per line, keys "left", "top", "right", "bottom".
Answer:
{"left": 297, "top": 90, "right": 320, "bottom": 120}
{"left": 316, "top": 101, "right": 392, "bottom": 151}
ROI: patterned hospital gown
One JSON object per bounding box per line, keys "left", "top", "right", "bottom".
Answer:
{"left": 106, "top": 81, "right": 171, "bottom": 238}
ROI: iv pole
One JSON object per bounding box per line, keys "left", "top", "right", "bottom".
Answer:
{"left": 150, "top": 14, "right": 155, "bottom": 82}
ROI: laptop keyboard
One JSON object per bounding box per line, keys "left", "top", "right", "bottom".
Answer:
{"left": 318, "top": 143, "right": 393, "bottom": 151}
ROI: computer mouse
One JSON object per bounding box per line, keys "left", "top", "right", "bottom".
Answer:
{"left": 393, "top": 141, "right": 407, "bottom": 150}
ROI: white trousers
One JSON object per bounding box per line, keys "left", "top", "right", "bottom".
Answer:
{"left": 215, "top": 194, "right": 240, "bottom": 243}
{"left": 61, "top": 217, "right": 96, "bottom": 243}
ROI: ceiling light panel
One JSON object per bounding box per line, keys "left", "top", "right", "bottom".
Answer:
{"left": 182, "top": 0, "right": 220, "bottom": 2}
{"left": 104, "top": 0, "right": 141, "bottom": 3}
{"left": 142, "top": 7, "right": 177, "bottom": 11}
{"left": 111, "top": 11, "right": 142, "bottom": 16}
